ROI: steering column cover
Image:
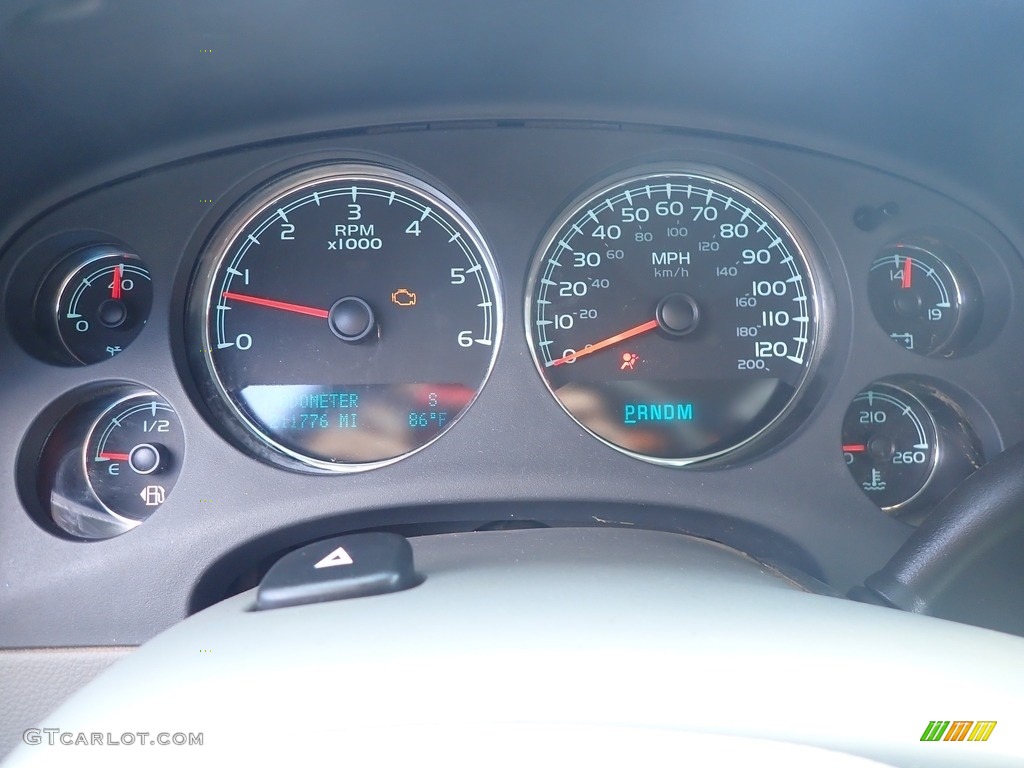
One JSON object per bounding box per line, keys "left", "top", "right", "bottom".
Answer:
{"left": 855, "top": 441, "right": 1024, "bottom": 613}
{"left": 4, "top": 528, "right": 1024, "bottom": 767}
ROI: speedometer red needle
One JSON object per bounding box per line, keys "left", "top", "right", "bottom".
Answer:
{"left": 551, "top": 318, "right": 659, "bottom": 366}
{"left": 222, "top": 291, "right": 329, "bottom": 319}
{"left": 842, "top": 444, "right": 867, "bottom": 452}
{"left": 99, "top": 452, "right": 130, "bottom": 461}
{"left": 901, "top": 256, "right": 912, "bottom": 289}
{"left": 112, "top": 264, "right": 122, "bottom": 300}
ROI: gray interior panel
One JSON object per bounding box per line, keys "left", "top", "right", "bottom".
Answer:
{"left": 3, "top": 529, "right": 1020, "bottom": 767}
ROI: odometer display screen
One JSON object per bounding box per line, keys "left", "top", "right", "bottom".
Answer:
{"left": 189, "top": 164, "right": 500, "bottom": 471}
{"left": 526, "top": 168, "right": 819, "bottom": 464}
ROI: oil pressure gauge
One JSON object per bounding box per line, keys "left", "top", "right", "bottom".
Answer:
{"left": 868, "top": 243, "right": 980, "bottom": 357}
{"left": 36, "top": 245, "right": 153, "bottom": 365}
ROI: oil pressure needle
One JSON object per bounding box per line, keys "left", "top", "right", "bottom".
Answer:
{"left": 112, "top": 264, "right": 123, "bottom": 300}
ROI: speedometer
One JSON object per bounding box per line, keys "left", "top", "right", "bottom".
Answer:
{"left": 188, "top": 163, "right": 500, "bottom": 472}
{"left": 525, "top": 167, "right": 823, "bottom": 465}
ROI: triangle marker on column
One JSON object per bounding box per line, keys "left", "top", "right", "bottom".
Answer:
{"left": 314, "top": 546, "right": 354, "bottom": 569}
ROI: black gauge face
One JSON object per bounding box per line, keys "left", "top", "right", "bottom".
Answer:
{"left": 841, "top": 384, "right": 938, "bottom": 512}
{"left": 868, "top": 244, "right": 978, "bottom": 357}
{"left": 41, "top": 247, "right": 153, "bottom": 364}
{"left": 189, "top": 164, "right": 501, "bottom": 471}
{"left": 85, "top": 392, "right": 184, "bottom": 522}
{"left": 526, "top": 168, "right": 821, "bottom": 465}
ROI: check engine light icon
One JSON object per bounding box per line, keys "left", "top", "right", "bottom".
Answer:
{"left": 391, "top": 288, "right": 417, "bottom": 307}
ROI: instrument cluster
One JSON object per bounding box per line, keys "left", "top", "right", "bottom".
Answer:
{"left": 1, "top": 123, "right": 1019, "bottom": 540}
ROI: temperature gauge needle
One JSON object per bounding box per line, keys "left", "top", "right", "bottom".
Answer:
{"left": 222, "top": 291, "right": 329, "bottom": 319}
{"left": 551, "top": 318, "right": 658, "bottom": 367}
{"left": 112, "top": 264, "right": 122, "bottom": 300}
{"left": 901, "top": 256, "right": 912, "bottom": 289}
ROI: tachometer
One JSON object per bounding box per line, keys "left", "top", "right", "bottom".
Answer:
{"left": 525, "top": 167, "right": 822, "bottom": 465}
{"left": 188, "top": 163, "right": 501, "bottom": 472}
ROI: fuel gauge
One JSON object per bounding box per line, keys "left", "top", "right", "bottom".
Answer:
{"left": 85, "top": 393, "right": 184, "bottom": 521}
{"left": 868, "top": 243, "right": 980, "bottom": 357}
{"left": 33, "top": 384, "right": 185, "bottom": 539}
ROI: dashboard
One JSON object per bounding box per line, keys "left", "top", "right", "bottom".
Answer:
{"left": 3, "top": 2, "right": 1024, "bottom": 763}
{"left": 5, "top": 118, "right": 1021, "bottom": 637}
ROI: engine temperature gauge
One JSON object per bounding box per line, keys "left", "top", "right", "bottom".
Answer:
{"left": 842, "top": 384, "right": 937, "bottom": 512}
{"left": 868, "top": 244, "right": 979, "bottom": 357}
{"left": 841, "top": 380, "right": 983, "bottom": 520}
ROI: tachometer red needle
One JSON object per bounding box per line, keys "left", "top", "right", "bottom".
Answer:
{"left": 112, "top": 264, "right": 122, "bottom": 300}
{"left": 842, "top": 444, "right": 867, "bottom": 453}
{"left": 551, "top": 318, "right": 659, "bottom": 366}
{"left": 901, "top": 256, "right": 912, "bottom": 289}
{"left": 222, "top": 291, "right": 329, "bottom": 319}
{"left": 98, "top": 452, "right": 130, "bottom": 461}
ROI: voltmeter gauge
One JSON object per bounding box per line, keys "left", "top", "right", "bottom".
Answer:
{"left": 841, "top": 380, "right": 983, "bottom": 520}
{"left": 868, "top": 244, "right": 980, "bottom": 357}
{"left": 37, "top": 246, "right": 153, "bottom": 365}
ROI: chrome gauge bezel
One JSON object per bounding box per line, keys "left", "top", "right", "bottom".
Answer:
{"left": 844, "top": 382, "right": 942, "bottom": 515}
{"left": 187, "top": 162, "right": 503, "bottom": 474}
{"left": 82, "top": 389, "right": 182, "bottom": 522}
{"left": 867, "top": 242, "right": 977, "bottom": 358}
{"left": 524, "top": 164, "right": 829, "bottom": 467}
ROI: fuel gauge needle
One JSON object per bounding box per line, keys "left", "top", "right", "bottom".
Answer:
{"left": 98, "top": 452, "right": 130, "bottom": 461}
{"left": 550, "top": 318, "right": 658, "bottom": 367}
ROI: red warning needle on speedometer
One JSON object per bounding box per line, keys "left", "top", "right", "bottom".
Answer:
{"left": 222, "top": 291, "right": 329, "bottom": 319}
{"left": 550, "top": 318, "right": 658, "bottom": 367}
